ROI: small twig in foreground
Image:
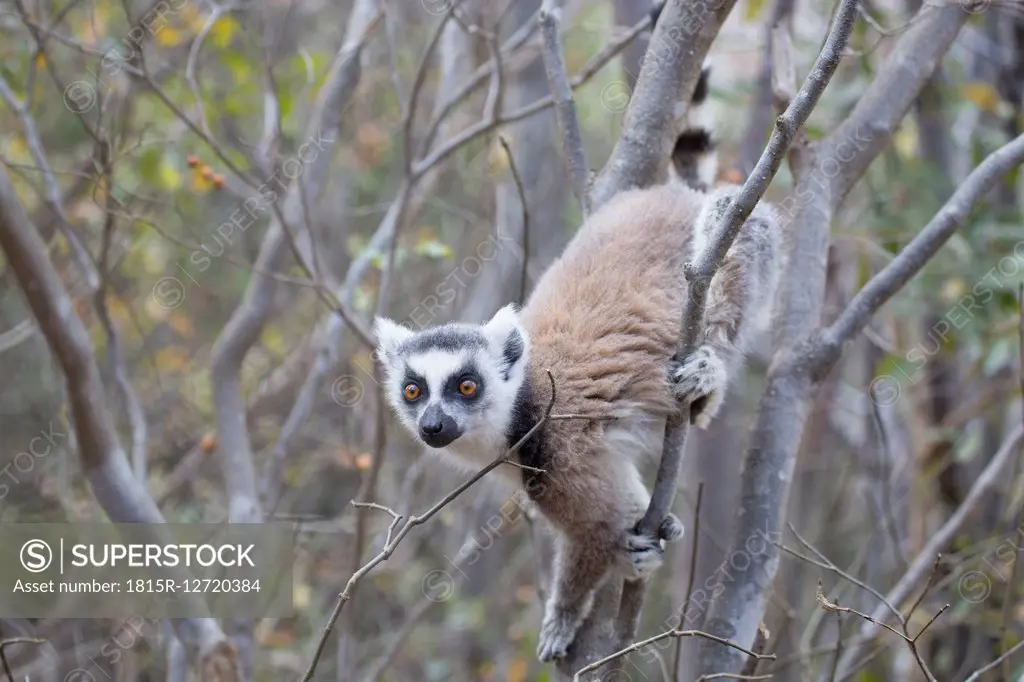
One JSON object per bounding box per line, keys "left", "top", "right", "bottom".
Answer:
{"left": 815, "top": 580, "right": 947, "bottom": 682}
{"left": 0, "top": 637, "right": 45, "bottom": 682}
{"left": 815, "top": 581, "right": 904, "bottom": 641}
{"left": 574, "top": 627, "right": 776, "bottom": 681}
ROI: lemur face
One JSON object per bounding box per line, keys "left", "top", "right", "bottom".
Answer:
{"left": 373, "top": 305, "right": 529, "bottom": 450}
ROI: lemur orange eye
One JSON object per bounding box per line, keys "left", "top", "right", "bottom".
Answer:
{"left": 403, "top": 384, "right": 421, "bottom": 401}
{"left": 458, "top": 379, "right": 478, "bottom": 397}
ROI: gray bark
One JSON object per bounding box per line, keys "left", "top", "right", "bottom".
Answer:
{"left": 694, "top": 4, "right": 972, "bottom": 675}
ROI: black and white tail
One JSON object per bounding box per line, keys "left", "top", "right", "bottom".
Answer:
{"left": 647, "top": 1, "right": 717, "bottom": 190}
{"left": 669, "top": 61, "right": 717, "bottom": 191}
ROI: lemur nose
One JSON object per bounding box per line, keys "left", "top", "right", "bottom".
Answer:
{"left": 421, "top": 419, "right": 443, "bottom": 435}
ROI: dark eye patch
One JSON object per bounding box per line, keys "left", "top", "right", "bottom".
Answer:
{"left": 444, "top": 362, "right": 484, "bottom": 401}
{"left": 401, "top": 369, "right": 428, "bottom": 403}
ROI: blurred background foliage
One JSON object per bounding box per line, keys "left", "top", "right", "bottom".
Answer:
{"left": 0, "top": 0, "right": 1023, "bottom": 680}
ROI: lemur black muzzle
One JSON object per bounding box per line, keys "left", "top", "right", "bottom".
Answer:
{"left": 419, "top": 404, "right": 462, "bottom": 448}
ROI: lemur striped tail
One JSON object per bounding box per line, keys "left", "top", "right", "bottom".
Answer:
{"left": 670, "top": 61, "right": 717, "bottom": 191}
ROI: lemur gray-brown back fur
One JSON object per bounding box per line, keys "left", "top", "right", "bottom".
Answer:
{"left": 374, "top": 60, "right": 784, "bottom": 663}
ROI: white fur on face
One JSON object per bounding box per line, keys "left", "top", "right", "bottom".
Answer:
{"left": 406, "top": 349, "right": 475, "bottom": 399}
{"left": 380, "top": 342, "right": 525, "bottom": 459}
{"left": 374, "top": 308, "right": 531, "bottom": 480}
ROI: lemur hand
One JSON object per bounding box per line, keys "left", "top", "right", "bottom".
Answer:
{"left": 670, "top": 346, "right": 728, "bottom": 429}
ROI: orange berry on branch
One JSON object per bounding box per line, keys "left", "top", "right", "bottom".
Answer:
{"left": 200, "top": 433, "right": 216, "bottom": 453}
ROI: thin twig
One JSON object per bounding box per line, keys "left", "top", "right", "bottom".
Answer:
{"left": 0, "top": 74, "right": 99, "bottom": 292}
{"left": 403, "top": 1, "right": 461, "bottom": 175}
{"left": 910, "top": 604, "right": 948, "bottom": 644}
{"left": 814, "top": 581, "right": 906, "bottom": 642}
{"left": 836, "top": 424, "right": 1024, "bottom": 675}
{"left": 784, "top": 524, "right": 904, "bottom": 624}
{"left": 184, "top": 4, "right": 233, "bottom": 139}
{"left": 673, "top": 481, "right": 704, "bottom": 682}
{"left": 904, "top": 554, "right": 942, "bottom": 624}
{"left": 827, "top": 606, "right": 842, "bottom": 682}
{"left": 574, "top": 628, "right": 776, "bottom": 681}
{"left": 412, "top": 13, "right": 652, "bottom": 180}
{"left": 0, "top": 637, "right": 45, "bottom": 682}
{"left": 868, "top": 385, "right": 908, "bottom": 570}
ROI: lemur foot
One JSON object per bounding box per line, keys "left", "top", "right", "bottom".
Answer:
{"left": 659, "top": 513, "right": 685, "bottom": 542}
{"left": 618, "top": 513, "right": 685, "bottom": 581}
{"left": 671, "top": 346, "right": 727, "bottom": 429}
{"left": 537, "top": 609, "right": 580, "bottom": 662}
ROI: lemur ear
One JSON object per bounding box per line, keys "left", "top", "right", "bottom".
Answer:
{"left": 373, "top": 316, "right": 413, "bottom": 361}
{"left": 482, "top": 304, "right": 529, "bottom": 377}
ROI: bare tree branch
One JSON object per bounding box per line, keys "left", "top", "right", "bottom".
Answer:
{"left": 815, "top": 131, "right": 1024, "bottom": 370}
{"left": 539, "top": 0, "right": 590, "bottom": 215}
{"left": 694, "top": 3, "right": 973, "bottom": 674}
{"left": 814, "top": 580, "right": 947, "bottom": 682}
{"left": 824, "top": 4, "right": 969, "bottom": 204}
{"left": 0, "top": 164, "right": 240, "bottom": 681}
{"left": 210, "top": 1, "right": 380, "bottom": 525}
{"left": 739, "top": 0, "right": 796, "bottom": 175}
{"left": 0, "top": 320, "right": 36, "bottom": 356}
{"left": 646, "top": 0, "right": 860, "bottom": 539}
{"left": 0, "top": 74, "right": 99, "bottom": 292}
{"left": 673, "top": 481, "right": 705, "bottom": 682}
{"left": 411, "top": 15, "right": 648, "bottom": 180}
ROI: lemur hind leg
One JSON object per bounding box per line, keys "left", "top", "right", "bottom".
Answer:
{"left": 672, "top": 185, "right": 782, "bottom": 428}
{"left": 535, "top": 512, "right": 684, "bottom": 663}
{"left": 536, "top": 527, "right": 612, "bottom": 661}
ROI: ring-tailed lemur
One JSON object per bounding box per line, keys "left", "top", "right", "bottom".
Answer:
{"left": 374, "top": 67, "right": 782, "bottom": 662}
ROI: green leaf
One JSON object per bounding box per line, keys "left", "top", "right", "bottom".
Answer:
{"left": 158, "top": 158, "right": 182, "bottom": 190}
{"left": 137, "top": 146, "right": 163, "bottom": 185}
{"left": 414, "top": 239, "right": 453, "bottom": 260}
{"left": 744, "top": 0, "right": 768, "bottom": 21}
{"left": 278, "top": 88, "right": 294, "bottom": 122}
{"left": 222, "top": 52, "right": 250, "bottom": 83}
